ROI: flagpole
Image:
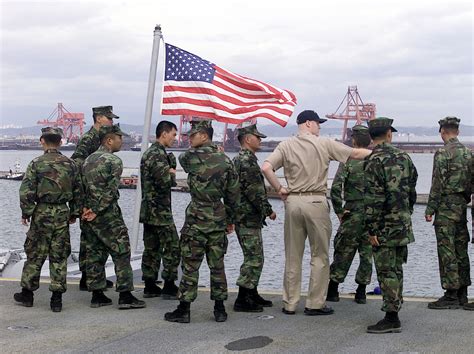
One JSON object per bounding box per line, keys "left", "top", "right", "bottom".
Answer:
{"left": 130, "top": 24, "right": 163, "bottom": 254}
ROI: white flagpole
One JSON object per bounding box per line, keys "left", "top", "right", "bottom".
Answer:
{"left": 130, "top": 25, "right": 163, "bottom": 254}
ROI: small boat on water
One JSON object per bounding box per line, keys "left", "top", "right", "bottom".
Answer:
{"left": 0, "top": 160, "right": 24, "bottom": 181}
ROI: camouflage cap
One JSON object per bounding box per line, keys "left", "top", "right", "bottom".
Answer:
{"left": 237, "top": 123, "right": 267, "bottom": 138}
{"left": 438, "top": 116, "right": 460, "bottom": 132}
{"left": 92, "top": 105, "right": 119, "bottom": 119}
{"left": 368, "top": 117, "right": 398, "bottom": 132}
{"left": 41, "top": 127, "right": 63, "bottom": 138}
{"left": 98, "top": 124, "right": 127, "bottom": 141}
{"left": 187, "top": 120, "right": 213, "bottom": 136}
{"left": 351, "top": 124, "right": 370, "bottom": 137}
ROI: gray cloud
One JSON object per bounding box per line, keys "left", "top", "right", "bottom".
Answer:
{"left": 1, "top": 0, "right": 472, "bottom": 128}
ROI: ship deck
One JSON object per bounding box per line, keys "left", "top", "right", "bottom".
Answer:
{"left": 1, "top": 277, "right": 472, "bottom": 353}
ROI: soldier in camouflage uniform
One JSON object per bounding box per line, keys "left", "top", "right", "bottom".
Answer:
{"left": 71, "top": 105, "right": 118, "bottom": 291}
{"left": 327, "top": 125, "right": 373, "bottom": 304}
{"left": 14, "top": 127, "right": 82, "bottom": 312}
{"left": 82, "top": 125, "right": 146, "bottom": 310}
{"left": 164, "top": 120, "right": 240, "bottom": 323}
{"left": 425, "top": 117, "right": 472, "bottom": 310}
{"left": 140, "top": 120, "right": 180, "bottom": 299}
{"left": 233, "top": 124, "right": 276, "bottom": 313}
{"left": 364, "top": 117, "right": 418, "bottom": 334}
{"left": 466, "top": 163, "right": 474, "bottom": 310}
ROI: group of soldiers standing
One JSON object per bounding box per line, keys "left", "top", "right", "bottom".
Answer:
{"left": 13, "top": 106, "right": 473, "bottom": 334}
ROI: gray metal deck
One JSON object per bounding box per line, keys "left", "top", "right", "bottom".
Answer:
{"left": 1, "top": 278, "right": 473, "bottom": 353}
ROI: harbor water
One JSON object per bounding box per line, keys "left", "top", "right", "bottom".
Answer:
{"left": 0, "top": 150, "right": 472, "bottom": 298}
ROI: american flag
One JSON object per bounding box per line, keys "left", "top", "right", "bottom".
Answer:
{"left": 160, "top": 43, "right": 297, "bottom": 127}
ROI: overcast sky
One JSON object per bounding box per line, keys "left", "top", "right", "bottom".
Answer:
{"left": 1, "top": 0, "right": 472, "bottom": 129}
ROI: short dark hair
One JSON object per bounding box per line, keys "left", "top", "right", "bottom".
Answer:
{"left": 369, "top": 127, "right": 391, "bottom": 139}
{"left": 237, "top": 134, "right": 245, "bottom": 144}
{"left": 352, "top": 134, "right": 371, "bottom": 148}
{"left": 42, "top": 134, "right": 62, "bottom": 146}
{"left": 441, "top": 125, "right": 459, "bottom": 134}
{"left": 201, "top": 127, "right": 213, "bottom": 141}
{"left": 93, "top": 113, "right": 98, "bottom": 123}
{"left": 156, "top": 121, "right": 177, "bottom": 138}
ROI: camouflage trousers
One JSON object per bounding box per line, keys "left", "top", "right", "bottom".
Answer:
{"left": 330, "top": 211, "right": 373, "bottom": 285}
{"left": 373, "top": 245, "right": 407, "bottom": 313}
{"left": 141, "top": 223, "right": 180, "bottom": 282}
{"left": 178, "top": 229, "right": 228, "bottom": 303}
{"left": 78, "top": 220, "right": 110, "bottom": 273}
{"left": 434, "top": 220, "right": 471, "bottom": 290}
{"left": 82, "top": 203, "right": 134, "bottom": 292}
{"left": 235, "top": 225, "right": 264, "bottom": 289}
{"left": 21, "top": 204, "right": 71, "bottom": 293}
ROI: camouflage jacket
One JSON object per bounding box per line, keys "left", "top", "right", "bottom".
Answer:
{"left": 71, "top": 127, "right": 100, "bottom": 168}
{"left": 82, "top": 146, "right": 122, "bottom": 215}
{"left": 364, "top": 143, "right": 418, "bottom": 247}
{"left": 19, "top": 149, "right": 82, "bottom": 218}
{"left": 330, "top": 159, "right": 366, "bottom": 215}
{"left": 233, "top": 149, "right": 273, "bottom": 228}
{"left": 139, "top": 142, "right": 175, "bottom": 226}
{"left": 425, "top": 137, "right": 472, "bottom": 222}
{"left": 179, "top": 143, "right": 240, "bottom": 233}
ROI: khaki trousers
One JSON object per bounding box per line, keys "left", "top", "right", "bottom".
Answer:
{"left": 283, "top": 194, "right": 332, "bottom": 311}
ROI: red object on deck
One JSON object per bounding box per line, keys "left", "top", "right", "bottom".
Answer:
{"left": 326, "top": 86, "right": 376, "bottom": 141}
{"left": 37, "top": 103, "right": 85, "bottom": 143}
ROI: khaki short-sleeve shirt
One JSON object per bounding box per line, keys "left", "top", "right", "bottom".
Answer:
{"left": 265, "top": 133, "right": 353, "bottom": 193}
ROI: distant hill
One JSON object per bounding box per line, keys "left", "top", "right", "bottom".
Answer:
{"left": 1, "top": 122, "right": 473, "bottom": 139}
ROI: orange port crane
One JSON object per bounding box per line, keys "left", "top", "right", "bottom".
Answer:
{"left": 37, "top": 103, "right": 85, "bottom": 143}
{"left": 326, "top": 86, "right": 376, "bottom": 141}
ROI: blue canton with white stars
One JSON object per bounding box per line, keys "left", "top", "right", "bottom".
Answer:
{"left": 165, "top": 44, "right": 216, "bottom": 82}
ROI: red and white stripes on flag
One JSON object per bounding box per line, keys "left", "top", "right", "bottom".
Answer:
{"left": 160, "top": 43, "right": 297, "bottom": 127}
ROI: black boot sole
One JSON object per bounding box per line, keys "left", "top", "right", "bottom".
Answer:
{"left": 164, "top": 314, "right": 190, "bottom": 323}
{"left": 367, "top": 327, "right": 402, "bottom": 334}
{"left": 233, "top": 304, "right": 264, "bottom": 313}
{"left": 162, "top": 294, "right": 178, "bottom": 300}
{"left": 355, "top": 298, "right": 367, "bottom": 304}
{"left": 118, "top": 303, "right": 147, "bottom": 310}
{"left": 51, "top": 306, "right": 62, "bottom": 312}
{"left": 326, "top": 297, "right": 340, "bottom": 302}
{"left": 427, "top": 303, "right": 461, "bottom": 310}
{"left": 214, "top": 313, "right": 228, "bottom": 322}
{"left": 143, "top": 293, "right": 161, "bottom": 298}
{"left": 90, "top": 302, "right": 112, "bottom": 308}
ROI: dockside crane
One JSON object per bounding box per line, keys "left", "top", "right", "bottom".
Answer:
{"left": 37, "top": 103, "right": 85, "bottom": 143}
{"left": 326, "top": 86, "right": 376, "bottom": 142}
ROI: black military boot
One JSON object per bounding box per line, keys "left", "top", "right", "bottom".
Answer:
{"left": 118, "top": 291, "right": 146, "bottom": 309}
{"left": 162, "top": 280, "right": 179, "bottom": 300}
{"left": 234, "top": 287, "right": 263, "bottom": 312}
{"left": 90, "top": 290, "right": 112, "bottom": 308}
{"left": 326, "top": 280, "right": 340, "bottom": 302}
{"left": 367, "top": 312, "right": 402, "bottom": 334}
{"left": 428, "top": 289, "right": 460, "bottom": 309}
{"left": 463, "top": 302, "right": 474, "bottom": 311}
{"left": 164, "top": 301, "right": 191, "bottom": 323}
{"left": 214, "top": 300, "right": 228, "bottom": 322}
{"left": 354, "top": 284, "right": 367, "bottom": 304}
{"left": 250, "top": 287, "right": 273, "bottom": 307}
{"left": 50, "top": 291, "right": 62, "bottom": 312}
{"left": 79, "top": 272, "right": 88, "bottom": 291}
{"left": 13, "top": 288, "right": 34, "bottom": 307}
{"left": 106, "top": 279, "right": 114, "bottom": 289}
{"left": 457, "top": 286, "right": 468, "bottom": 306}
{"left": 143, "top": 279, "right": 162, "bottom": 298}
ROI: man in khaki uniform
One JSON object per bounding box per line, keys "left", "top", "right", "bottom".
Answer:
{"left": 262, "top": 110, "right": 371, "bottom": 315}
